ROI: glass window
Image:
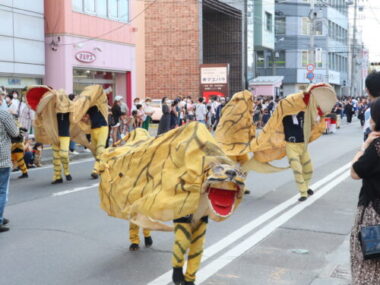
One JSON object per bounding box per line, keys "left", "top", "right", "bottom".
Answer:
{"left": 302, "top": 51, "right": 309, "bottom": 67}
{"left": 275, "top": 17, "right": 285, "bottom": 35}
{"left": 96, "top": 0, "right": 107, "bottom": 17}
{"left": 118, "top": 0, "right": 129, "bottom": 22}
{"left": 274, "top": 50, "right": 286, "bottom": 67}
{"left": 302, "top": 18, "right": 310, "bottom": 35}
{"left": 315, "top": 20, "right": 323, "bottom": 36}
{"left": 72, "top": 0, "right": 83, "bottom": 12}
{"left": 256, "top": 51, "right": 265, "bottom": 68}
{"left": 108, "top": 0, "right": 118, "bottom": 18}
{"left": 84, "top": 0, "right": 96, "bottom": 13}
{"left": 265, "top": 12, "right": 273, "bottom": 32}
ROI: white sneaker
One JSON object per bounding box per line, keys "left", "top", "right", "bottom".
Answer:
{"left": 71, "top": 151, "right": 79, "bottom": 155}
{"left": 83, "top": 149, "right": 91, "bottom": 153}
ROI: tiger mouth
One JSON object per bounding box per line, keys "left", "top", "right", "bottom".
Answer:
{"left": 207, "top": 182, "right": 240, "bottom": 218}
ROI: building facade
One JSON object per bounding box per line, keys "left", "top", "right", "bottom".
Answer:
{"left": 258, "top": 0, "right": 349, "bottom": 96}
{"left": 143, "top": 0, "right": 250, "bottom": 99}
{"left": 44, "top": 0, "right": 136, "bottom": 106}
{"left": 0, "top": 0, "right": 45, "bottom": 91}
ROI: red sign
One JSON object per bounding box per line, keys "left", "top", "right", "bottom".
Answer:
{"left": 75, "top": 51, "right": 96, "bottom": 63}
{"left": 306, "top": 64, "right": 315, "bottom": 72}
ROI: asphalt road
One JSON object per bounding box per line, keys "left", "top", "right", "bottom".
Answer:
{"left": 0, "top": 120, "right": 363, "bottom": 285}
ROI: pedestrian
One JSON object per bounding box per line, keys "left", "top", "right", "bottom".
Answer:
{"left": 135, "top": 104, "right": 145, "bottom": 128}
{"left": 5, "top": 94, "right": 17, "bottom": 118}
{"left": 142, "top": 98, "right": 154, "bottom": 130}
{"left": 214, "top": 97, "right": 226, "bottom": 130}
{"left": 157, "top": 97, "right": 171, "bottom": 135}
{"left": 350, "top": 98, "right": 380, "bottom": 285}
{"left": 195, "top": 97, "right": 207, "bottom": 124}
{"left": 0, "top": 108, "right": 20, "bottom": 232}
{"left": 132, "top": 97, "right": 140, "bottom": 112}
{"left": 185, "top": 97, "right": 195, "bottom": 122}
{"left": 345, "top": 98, "right": 355, "bottom": 123}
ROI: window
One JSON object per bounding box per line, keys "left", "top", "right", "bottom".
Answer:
{"left": 265, "top": 12, "right": 273, "bottom": 32}
{"left": 302, "top": 17, "right": 311, "bottom": 35}
{"left": 256, "top": 51, "right": 265, "bottom": 68}
{"left": 72, "top": 0, "right": 129, "bottom": 22}
{"left": 72, "top": 0, "right": 83, "bottom": 11}
{"left": 302, "top": 51, "right": 309, "bottom": 67}
{"left": 109, "top": 0, "right": 129, "bottom": 22}
{"left": 315, "top": 20, "right": 323, "bottom": 36}
{"left": 275, "top": 17, "right": 286, "bottom": 35}
{"left": 274, "top": 50, "right": 286, "bottom": 67}
{"left": 84, "top": 0, "right": 96, "bottom": 13}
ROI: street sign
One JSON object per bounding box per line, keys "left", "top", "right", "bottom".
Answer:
{"left": 306, "top": 72, "right": 315, "bottom": 81}
{"left": 306, "top": 64, "right": 315, "bottom": 72}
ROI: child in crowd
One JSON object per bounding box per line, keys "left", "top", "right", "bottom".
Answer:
{"left": 33, "top": 142, "right": 43, "bottom": 167}
{"left": 136, "top": 104, "right": 145, "bottom": 128}
{"left": 131, "top": 110, "right": 138, "bottom": 130}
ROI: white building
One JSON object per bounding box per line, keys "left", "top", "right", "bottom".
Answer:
{"left": 0, "top": 0, "right": 45, "bottom": 91}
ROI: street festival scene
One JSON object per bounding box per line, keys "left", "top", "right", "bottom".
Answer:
{"left": 2, "top": 1, "right": 380, "bottom": 285}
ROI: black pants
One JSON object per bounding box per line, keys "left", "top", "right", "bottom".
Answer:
{"left": 347, "top": 113, "right": 353, "bottom": 123}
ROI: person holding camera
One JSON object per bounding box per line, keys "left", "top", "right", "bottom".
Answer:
{"left": 0, "top": 108, "right": 19, "bottom": 232}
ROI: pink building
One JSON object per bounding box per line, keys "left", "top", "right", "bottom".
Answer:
{"left": 44, "top": 0, "right": 136, "bottom": 108}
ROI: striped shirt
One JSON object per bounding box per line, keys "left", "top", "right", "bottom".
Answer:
{"left": 0, "top": 109, "right": 19, "bottom": 168}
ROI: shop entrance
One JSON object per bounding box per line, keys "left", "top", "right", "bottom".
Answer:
{"left": 73, "top": 68, "right": 116, "bottom": 104}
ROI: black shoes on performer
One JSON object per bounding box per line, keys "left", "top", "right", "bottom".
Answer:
{"left": 52, "top": 175, "right": 72, "bottom": 184}
{"left": 129, "top": 243, "right": 139, "bottom": 251}
{"left": 18, "top": 173, "right": 28, "bottom": 179}
{"left": 51, "top": 178, "right": 63, "bottom": 184}
{"left": 298, "top": 189, "right": 314, "bottom": 202}
{"left": 91, "top": 173, "right": 99, "bottom": 179}
{"left": 145, "top": 236, "right": 153, "bottom": 248}
{"left": 172, "top": 267, "right": 184, "bottom": 285}
{"left": 129, "top": 236, "right": 153, "bottom": 251}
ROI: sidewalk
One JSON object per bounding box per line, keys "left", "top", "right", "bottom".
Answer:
{"left": 311, "top": 236, "right": 351, "bottom": 285}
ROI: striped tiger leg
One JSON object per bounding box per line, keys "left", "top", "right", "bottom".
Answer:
{"left": 52, "top": 144, "right": 62, "bottom": 181}
{"left": 13, "top": 152, "right": 27, "bottom": 174}
{"left": 59, "top": 137, "right": 70, "bottom": 176}
{"left": 301, "top": 150, "right": 313, "bottom": 189}
{"left": 172, "top": 222, "right": 192, "bottom": 284}
{"left": 285, "top": 142, "right": 308, "bottom": 197}
{"left": 184, "top": 217, "right": 208, "bottom": 283}
{"left": 129, "top": 222, "right": 141, "bottom": 245}
{"left": 90, "top": 126, "right": 108, "bottom": 174}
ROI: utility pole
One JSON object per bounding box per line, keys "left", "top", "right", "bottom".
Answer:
{"left": 309, "top": 0, "right": 316, "bottom": 83}
{"left": 351, "top": 0, "right": 358, "bottom": 97}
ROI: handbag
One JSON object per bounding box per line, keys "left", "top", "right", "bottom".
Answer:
{"left": 358, "top": 200, "right": 380, "bottom": 260}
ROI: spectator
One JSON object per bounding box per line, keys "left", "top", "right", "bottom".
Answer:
{"left": 157, "top": 97, "right": 171, "bottom": 135}
{"left": 364, "top": 71, "right": 380, "bottom": 140}
{"left": 131, "top": 110, "right": 139, "bottom": 130}
{"left": 170, "top": 100, "right": 179, "bottom": 129}
{"left": 111, "top": 96, "right": 122, "bottom": 146}
{"left": 132, "top": 98, "right": 140, "bottom": 112}
{"left": 32, "top": 142, "right": 43, "bottom": 167}
{"left": 185, "top": 97, "right": 195, "bottom": 122}
{"left": 206, "top": 105, "right": 213, "bottom": 131}
{"left": 214, "top": 97, "right": 226, "bottom": 130}
{"left": 350, "top": 98, "right": 380, "bottom": 284}
{"left": 195, "top": 97, "right": 207, "bottom": 124}
{"left": 344, "top": 98, "right": 355, "bottom": 123}
{"left": 0, "top": 108, "right": 19, "bottom": 232}
{"left": 6, "top": 94, "right": 18, "bottom": 118}
{"left": 0, "top": 90, "right": 7, "bottom": 111}
{"left": 136, "top": 104, "right": 145, "bottom": 128}
{"left": 142, "top": 98, "right": 154, "bottom": 130}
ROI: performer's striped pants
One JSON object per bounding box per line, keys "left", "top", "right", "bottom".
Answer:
{"left": 285, "top": 142, "right": 313, "bottom": 197}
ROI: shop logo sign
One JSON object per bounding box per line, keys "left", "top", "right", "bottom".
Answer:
{"left": 75, "top": 51, "right": 96, "bottom": 63}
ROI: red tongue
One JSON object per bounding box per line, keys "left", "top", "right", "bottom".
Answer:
{"left": 208, "top": 188, "right": 235, "bottom": 217}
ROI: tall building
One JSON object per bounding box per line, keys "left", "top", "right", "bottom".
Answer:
{"left": 142, "top": 0, "right": 251, "bottom": 99}
{"left": 44, "top": 0, "right": 136, "bottom": 106}
{"left": 258, "top": 0, "right": 350, "bottom": 96}
{"left": 0, "top": 0, "right": 45, "bottom": 91}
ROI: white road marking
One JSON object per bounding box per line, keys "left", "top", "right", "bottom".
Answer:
{"left": 11, "top": 158, "right": 94, "bottom": 174}
{"left": 147, "top": 163, "right": 351, "bottom": 285}
{"left": 196, "top": 171, "right": 350, "bottom": 284}
{"left": 52, "top": 183, "right": 98, "bottom": 197}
